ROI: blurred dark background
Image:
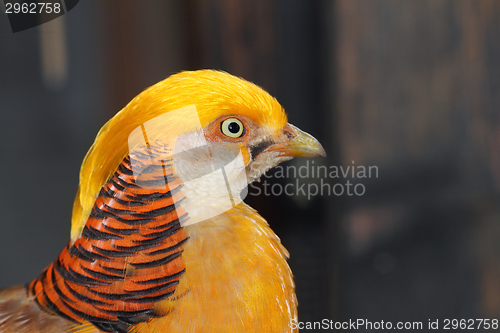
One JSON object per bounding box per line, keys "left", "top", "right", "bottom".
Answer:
{"left": 1, "top": 0, "right": 500, "bottom": 331}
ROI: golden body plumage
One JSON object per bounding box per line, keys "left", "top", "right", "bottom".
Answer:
{"left": 134, "top": 204, "right": 296, "bottom": 332}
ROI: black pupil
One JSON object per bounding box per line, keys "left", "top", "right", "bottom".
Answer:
{"left": 228, "top": 121, "right": 241, "bottom": 134}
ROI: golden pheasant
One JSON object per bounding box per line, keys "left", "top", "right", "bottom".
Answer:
{"left": 0, "top": 70, "right": 325, "bottom": 333}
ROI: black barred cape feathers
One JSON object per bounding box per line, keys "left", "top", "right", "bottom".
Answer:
{"left": 29, "top": 141, "right": 188, "bottom": 333}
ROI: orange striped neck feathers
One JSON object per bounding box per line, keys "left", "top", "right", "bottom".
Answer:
{"left": 29, "top": 141, "right": 188, "bottom": 333}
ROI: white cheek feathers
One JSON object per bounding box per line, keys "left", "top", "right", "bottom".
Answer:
{"left": 173, "top": 131, "right": 249, "bottom": 226}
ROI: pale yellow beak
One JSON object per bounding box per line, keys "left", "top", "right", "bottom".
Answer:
{"left": 268, "top": 124, "right": 326, "bottom": 158}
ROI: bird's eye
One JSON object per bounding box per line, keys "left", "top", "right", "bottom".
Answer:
{"left": 221, "top": 118, "right": 245, "bottom": 138}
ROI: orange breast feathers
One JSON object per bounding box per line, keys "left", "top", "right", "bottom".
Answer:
{"left": 132, "top": 205, "right": 298, "bottom": 333}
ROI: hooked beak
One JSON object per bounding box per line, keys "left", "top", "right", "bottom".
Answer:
{"left": 268, "top": 124, "right": 326, "bottom": 158}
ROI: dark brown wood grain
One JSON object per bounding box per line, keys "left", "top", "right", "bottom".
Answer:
{"left": 333, "top": 0, "right": 500, "bottom": 321}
